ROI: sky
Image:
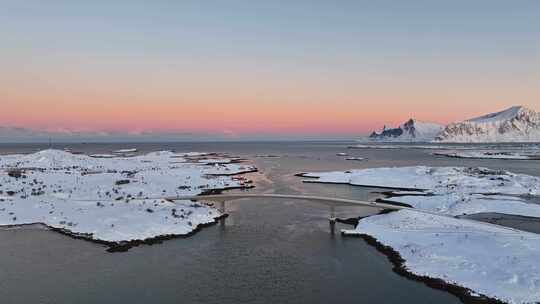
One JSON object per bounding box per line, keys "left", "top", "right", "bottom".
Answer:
{"left": 1, "top": 0, "right": 539, "bottom": 140}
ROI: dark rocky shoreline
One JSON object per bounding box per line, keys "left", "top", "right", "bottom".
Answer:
{"left": 344, "top": 231, "right": 505, "bottom": 304}
{"left": 0, "top": 174, "right": 257, "bottom": 252}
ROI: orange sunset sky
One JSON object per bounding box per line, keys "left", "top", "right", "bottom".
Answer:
{"left": 1, "top": 1, "right": 539, "bottom": 139}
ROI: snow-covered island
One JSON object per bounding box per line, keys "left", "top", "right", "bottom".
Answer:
{"left": 301, "top": 166, "right": 540, "bottom": 304}
{"left": 433, "top": 150, "right": 540, "bottom": 160}
{"left": 112, "top": 148, "right": 138, "bottom": 154}
{"left": 0, "top": 150, "right": 256, "bottom": 251}
{"left": 345, "top": 157, "right": 367, "bottom": 161}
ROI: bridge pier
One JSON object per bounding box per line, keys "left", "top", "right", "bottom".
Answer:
{"left": 329, "top": 205, "right": 337, "bottom": 235}
{"left": 217, "top": 201, "right": 227, "bottom": 228}
{"left": 169, "top": 193, "right": 409, "bottom": 236}
{"left": 219, "top": 201, "right": 226, "bottom": 213}
{"left": 329, "top": 219, "right": 336, "bottom": 235}
{"left": 329, "top": 205, "right": 336, "bottom": 220}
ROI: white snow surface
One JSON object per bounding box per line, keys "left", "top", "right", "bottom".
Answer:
{"left": 0, "top": 150, "right": 256, "bottom": 243}
{"left": 113, "top": 148, "right": 138, "bottom": 154}
{"left": 434, "top": 150, "right": 540, "bottom": 160}
{"left": 408, "top": 121, "right": 445, "bottom": 140}
{"left": 303, "top": 166, "right": 540, "bottom": 195}
{"left": 345, "top": 157, "right": 367, "bottom": 161}
{"left": 350, "top": 143, "right": 540, "bottom": 150}
{"left": 351, "top": 144, "right": 467, "bottom": 149}
{"left": 305, "top": 165, "right": 540, "bottom": 303}
{"left": 343, "top": 210, "right": 540, "bottom": 304}
{"left": 303, "top": 166, "right": 540, "bottom": 217}
{"left": 387, "top": 194, "right": 540, "bottom": 217}
{"left": 368, "top": 119, "right": 444, "bottom": 142}
{"left": 469, "top": 106, "right": 528, "bottom": 123}
{"left": 436, "top": 106, "right": 540, "bottom": 143}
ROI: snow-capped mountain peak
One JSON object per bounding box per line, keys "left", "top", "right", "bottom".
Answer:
{"left": 369, "top": 118, "right": 444, "bottom": 142}
{"left": 467, "top": 106, "right": 531, "bottom": 123}
{"left": 436, "top": 106, "right": 540, "bottom": 142}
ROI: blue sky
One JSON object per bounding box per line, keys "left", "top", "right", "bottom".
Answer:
{"left": 0, "top": 0, "right": 538, "bottom": 140}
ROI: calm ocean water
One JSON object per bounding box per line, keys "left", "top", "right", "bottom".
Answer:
{"left": 0, "top": 141, "right": 538, "bottom": 304}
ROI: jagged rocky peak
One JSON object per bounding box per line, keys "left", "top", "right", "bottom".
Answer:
{"left": 436, "top": 106, "right": 540, "bottom": 143}
{"left": 369, "top": 118, "right": 443, "bottom": 142}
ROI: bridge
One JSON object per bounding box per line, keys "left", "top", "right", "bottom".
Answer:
{"left": 74, "top": 193, "right": 523, "bottom": 234}
{"left": 165, "top": 193, "right": 524, "bottom": 234}
{"left": 74, "top": 192, "right": 409, "bottom": 224}
{"left": 165, "top": 193, "right": 410, "bottom": 224}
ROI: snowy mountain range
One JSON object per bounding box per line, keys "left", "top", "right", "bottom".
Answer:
{"left": 368, "top": 106, "right": 540, "bottom": 143}
{"left": 436, "top": 106, "right": 540, "bottom": 143}
{"left": 368, "top": 119, "right": 444, "bottom": 142}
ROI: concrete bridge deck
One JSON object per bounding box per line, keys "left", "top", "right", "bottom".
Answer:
{"left": 166, "top": 193, "right": 407, "bottom": 210}
{"left": 167, "top": 193, "right": 526, "bottom": 234}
